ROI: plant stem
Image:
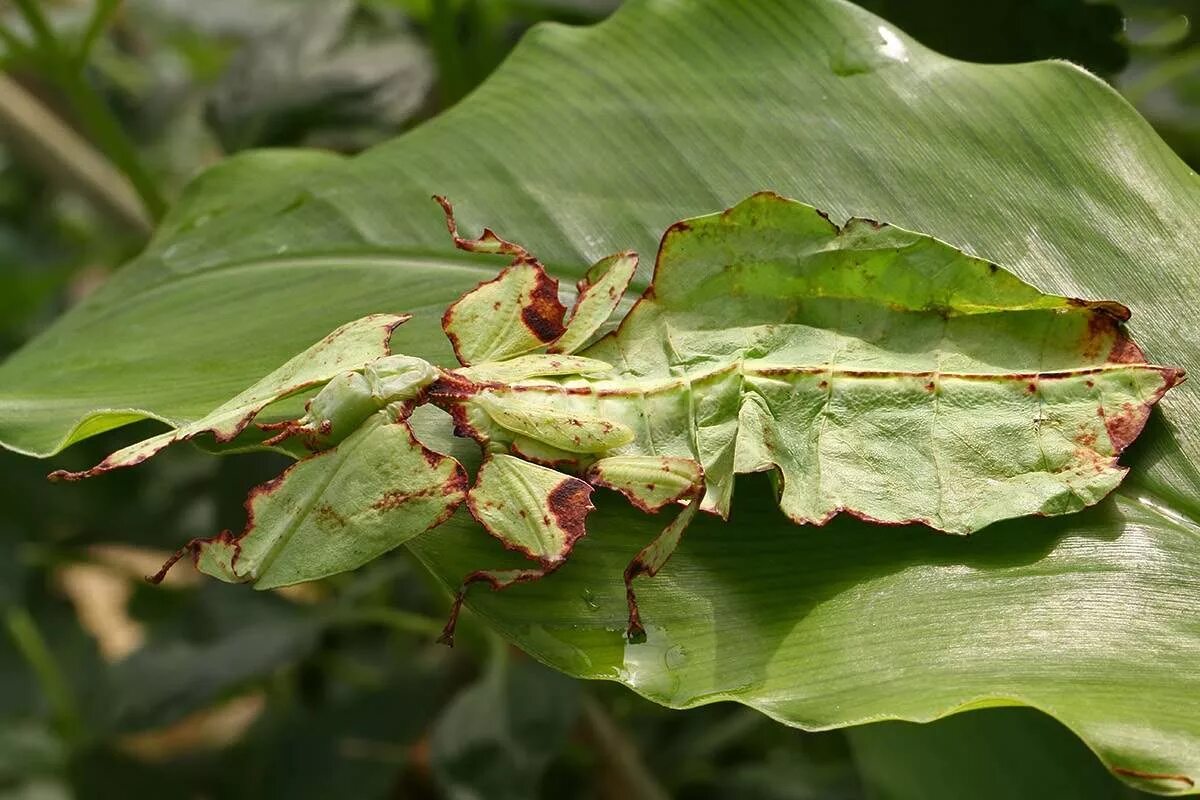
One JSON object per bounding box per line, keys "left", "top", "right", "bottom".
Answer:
{"left": 52, "top": 68, "right": 167, "bottom": 220}
{"left": 74, "top": 0, "right": 122, "bottom": 68}
{"left": 0, "top": 72, "right": 150, "bottom": 231}
{"left": 9, "top": 0, "right": 165, "bottom": 222}
{"left": 0, "top": 21, "right": 32, "bottom": 61}
{"left": 10, "top": 0, "right": 56, "bottom": 54}
{"left": 4, "top": 606, "right": 85, "bottom": 747}
{"left": 580, "top": 694, "right": 670, "bottom": 800}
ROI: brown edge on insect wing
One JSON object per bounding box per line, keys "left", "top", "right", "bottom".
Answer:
{"left": 434, "top": 195, "right": 568, "bottom": 364}
{"left": 747, "top": 364, "right": 1183, "bottom": 384}
{"left": 48, "top": 437, "right": 175, "bottom": 482}
{"left": 1099, "top": 366, "right": 1186, "bottom": 453}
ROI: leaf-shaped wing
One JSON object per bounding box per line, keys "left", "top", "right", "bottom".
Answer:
{"left": 549, "top": 252, "right": 638, "bottom": 355}
{"left": 177, "top": 411, "right": 467, "bottom": 588}
{"left": 467, "top": 454, "right": 594, "bottom": 565}
{"left": 478, "top": 192, "right": 1184, "bottom": 534}
{"left": 51, "top": 314, "right": 408, "bottom": 480}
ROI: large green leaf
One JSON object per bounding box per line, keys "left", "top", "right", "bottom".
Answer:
{"left": 1, "top": 0, "right": 1198, "bottom": 792}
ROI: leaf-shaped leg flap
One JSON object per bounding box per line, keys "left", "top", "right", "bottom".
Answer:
{"left": 438, "top": 454, "right": 595, "bottom": 646}
{"left": 549, "top": 251, "right": 638, "bottom": 355}
{"left": 149, "top": 410, "right": 467, "bottom": 589}
{"left": 50, "top": 313, "right": 409, "bottom": 480}
{"left": 624, "top": 489, "right": 706, "bottom": 644}
{"left": 435, "top": 196, "right": 567, "bottom": 365}
{"left": 585, "top": 455, "right": 704, "bottom": 512}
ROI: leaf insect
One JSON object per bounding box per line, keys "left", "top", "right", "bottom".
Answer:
{"left": 50, "top": 192, "right": 1184, "bottom": 645}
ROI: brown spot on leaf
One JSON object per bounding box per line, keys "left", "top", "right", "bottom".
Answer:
{"left": 521, "top": 269, "right": 568, "bottom": 342}
{"left": 547, "top": 478, "right": 594, "bottom": 551}
{"left": 372, "top": 490, "right": 414, "bottom": 511}
{"left": 1100, "top": 368, "right": 1185, "bottom": 454}
{"left": 314, "top": 503, "right": 346, "bottom": 528}
{"left": 1080, "top": 312, "right": 1114, "bottom": 361}
{"left": 1104, "top": 401, "right": 1152, "bottom": 453}
{"left": 1026, "top": 382, "right": 1037, "bottom": 394}
{"left": 1108, "top": 334, "right": 1146, "bottom": 364}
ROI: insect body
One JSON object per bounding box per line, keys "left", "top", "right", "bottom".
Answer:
{"left": 50, "top": 192, "right": 1183, "bottom": 645}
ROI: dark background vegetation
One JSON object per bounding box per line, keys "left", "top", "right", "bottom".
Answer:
{"left": 0, "top": 1, "right": 1195, "bottom": 797}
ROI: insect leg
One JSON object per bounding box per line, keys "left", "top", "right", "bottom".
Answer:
{"left": 439, "top": 454, "right": 595, "bottom": 646}
{"left": 432, "top": 195, "right": 533, "bottom": 260}
{"left": 623, "top": 488, "right": 706, "bottom": 644}
{"left": 437, "top": 565, "right": 560, "bottom": 647}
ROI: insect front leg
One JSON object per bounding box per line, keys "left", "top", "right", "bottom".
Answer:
{"left": 259, "top": 355, "right": 439, "bottom": 449}
{"left": 438, "top": 566, "right": 560, "bottom": 646}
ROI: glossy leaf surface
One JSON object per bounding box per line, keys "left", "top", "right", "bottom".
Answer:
{"left": 1, "top": 0, "right": 1198, "bottom": 792}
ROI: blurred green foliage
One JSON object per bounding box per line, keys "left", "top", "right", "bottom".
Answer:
{"left": 0, "top": 0, "right": 1193, "bottom": 797}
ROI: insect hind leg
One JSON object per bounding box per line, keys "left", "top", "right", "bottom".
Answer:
{"left": 438, "top": 565, "right": 560, "bottom": 647}
{"left": 623, "top": 488, "right": 706, "bottom": 644}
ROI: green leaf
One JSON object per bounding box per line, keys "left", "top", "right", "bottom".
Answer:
{"left": 848, "top": 707, "right": 1148, "bottom": 799}
{"left": 2, "top": 0, "right": 1199, "bottom": 791}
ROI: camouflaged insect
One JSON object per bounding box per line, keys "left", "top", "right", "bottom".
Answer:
{"left": 51, "top": 192, "right": 1185, "bottom": 645}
